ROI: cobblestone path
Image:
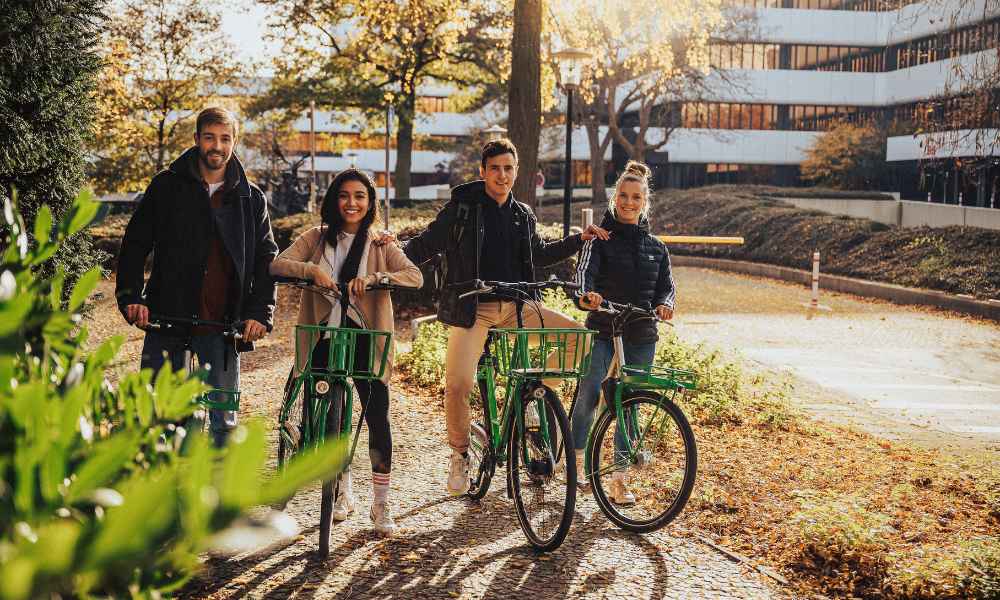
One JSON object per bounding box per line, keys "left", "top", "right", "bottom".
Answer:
{"left": 88, "top": 281, "right": 791, "bottom": 600}
{"left": 182, "top": 383, "right": 789, "bottom": 600}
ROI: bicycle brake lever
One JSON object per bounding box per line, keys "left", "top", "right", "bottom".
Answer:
{"left": 458, "top": 285, "right": 493, "bottom": 299}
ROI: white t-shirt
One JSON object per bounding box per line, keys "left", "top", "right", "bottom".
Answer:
{"left": 323, "top": 232, "right": 369, "bottom": 327}
{"left": 208, "top": 181, "right": 224, "bottom": 197}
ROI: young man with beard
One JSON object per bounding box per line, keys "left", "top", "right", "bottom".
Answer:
{"left": 404, "top": 138, "right": 609, "bottom": 495}
{"left": 116, "top": 107, "right": 278, "bottom": 447}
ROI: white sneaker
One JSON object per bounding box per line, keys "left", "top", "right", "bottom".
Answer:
{"left": 447, "top": 450, "right": 471, "bottom": 496}
{"left": 332, "top": 471, "right": 355, "bottom": 521}
{"left": 576, "top": 455, "right": 591, "bottom": 492}
{"left": 370, "top": 501, "right": 396, "bottom": 536}
{"left": 609, "top": 472, "right": 636, "bottom": 505}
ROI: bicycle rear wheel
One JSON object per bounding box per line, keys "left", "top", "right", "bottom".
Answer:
{"left": 277, "top": 369, "right": 305, "bottom": 470}
{"left": 588, "top": 393, "right": 696, "bottom": 533}
{"left": 318, "top": 382, "right": 347, "bottom": 559}
{"left": 508, "top": 384, "right": 576, "bottom": 552}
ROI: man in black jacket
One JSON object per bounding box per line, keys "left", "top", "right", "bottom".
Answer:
{"left": 404, "top": 139, "right": 608, "bottom": 496}
{"left": 116, "top": 107, "right": 277, "bottom": 447}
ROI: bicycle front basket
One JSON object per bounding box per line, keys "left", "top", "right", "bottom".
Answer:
{"left": 495, "top": 328, "right": 596, "bottom": 379}
{"left": 295, "top": 324, "right": 392, "bottom": 380}
{"left": 197, "top": 388, "right": 240, "bottom": 411}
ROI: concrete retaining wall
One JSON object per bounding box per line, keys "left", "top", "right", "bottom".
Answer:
{"left": 780, "top": 196, "right": 1000, "bottom": 231}
{"left": 672, "top": 255, "right": 1000, "bottom": 322}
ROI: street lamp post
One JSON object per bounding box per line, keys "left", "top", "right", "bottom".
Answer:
{"left": 554, "top": 48, "right": 591, "bottom": 237}
{"left": 483, "top": 124, "right": 507, "bottom": 142}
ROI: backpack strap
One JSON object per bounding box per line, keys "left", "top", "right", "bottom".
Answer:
{"left": 449, "top": 201, "right": 472, "bottom": 251}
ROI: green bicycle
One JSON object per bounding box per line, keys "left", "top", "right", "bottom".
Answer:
{"left": 143, "top": 314, "right": 243, "bottom": 443}
{"left": 459, "top": 278, "right": 596, "bottom": 552}
{"left": 572, "top": 300, "right": 698, "bottom": 533}
{"left": 273, "top": 276, "right": 411, "bottom": 559}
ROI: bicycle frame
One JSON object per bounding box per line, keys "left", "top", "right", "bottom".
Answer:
{"left": 582, "top": 309, "right": 696, "bottom": 479}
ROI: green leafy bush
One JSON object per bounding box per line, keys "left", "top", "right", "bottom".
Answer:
{"left": 0, "top": 191, "right": 345, "bottom": 599}
{"left": 654, "top": 332, "right": 744, "bottom": 425}
{"left": 396, "top": 320, "right": 449, "bottom": 393}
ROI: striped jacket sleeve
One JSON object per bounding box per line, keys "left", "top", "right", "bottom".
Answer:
{"left": 573, "top": 238, "right": 601, "bottom": 309}
{"left": 653, "top": 247, "right": 676, "bottom": 310}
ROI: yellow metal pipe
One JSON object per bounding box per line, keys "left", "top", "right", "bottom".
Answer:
{"left": 657, "top": 235, "right": 745, "bottom": 245}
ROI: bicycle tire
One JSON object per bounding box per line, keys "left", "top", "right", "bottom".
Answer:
{"left": 276, "top": 368, "right": 303, "bottom": 471}
{"left": 508, "top": 385, "right": 576, "bottom": 552}
{"left": 318, "top": 382, "right": 347, "bottom": 559}
{"left": 588, "top": 393, "right": 697, "bottom": 533}
{"left": 467, "top": 421, "right": 494, "bottom": 500}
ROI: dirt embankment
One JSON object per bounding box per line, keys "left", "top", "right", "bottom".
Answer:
{"left": 651, "top": 185, "right": 1000, "bottom": 300}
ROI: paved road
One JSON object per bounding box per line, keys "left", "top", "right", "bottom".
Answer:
{"left": 86, "top": 281, "right": 787, "bottom": 600}
{"left": 672, "top": 266, "right": 1000, "bottom": 450}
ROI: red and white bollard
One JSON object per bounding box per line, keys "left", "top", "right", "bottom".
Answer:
{"left": 810, "top": 250, "right": 820, "bottom": 311}
{"left": 582, "top": 208, "right": 593, "bottom": 229}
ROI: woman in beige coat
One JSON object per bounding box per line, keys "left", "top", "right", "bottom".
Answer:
{"left": 270, "top": 168, "right": 422, "bottom": 536}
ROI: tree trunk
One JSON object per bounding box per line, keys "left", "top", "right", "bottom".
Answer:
{"left": 507, "top": 0, "right": 542, "bottom": 208}
{"left": 585, "top": 121, "right": 607, "bottom": 214}
{"left": 394, "top": 93, "right": 415, "bottom": 201}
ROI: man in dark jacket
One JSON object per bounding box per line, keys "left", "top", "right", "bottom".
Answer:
{"left": 404, "top": 138, "right": 608, "bottom": 496}
{"left": 116, "top": 107, "right": 277, "bottom": 447}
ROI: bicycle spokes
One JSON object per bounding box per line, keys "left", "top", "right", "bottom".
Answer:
{"left": 508, "top": 391, "right": 576, "bottom": 551}
{"left": 589, "top": 394, "right": 696, "bottom": 532}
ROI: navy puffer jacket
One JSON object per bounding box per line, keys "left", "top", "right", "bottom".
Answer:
{"left": 573, "top": 210, "right": 675, "bottom": 343}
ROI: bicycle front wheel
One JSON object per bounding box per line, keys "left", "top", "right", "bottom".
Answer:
{"left": 319, "top": 382, "right": 347, "bottom": 559}
{"left": 589, "top": 393, "right": 697, "bottom": 533}
{"left": 508, "top": 384, "right": 576, "bottom": 552}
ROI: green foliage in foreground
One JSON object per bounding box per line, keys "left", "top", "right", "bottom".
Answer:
{"left": 0, "top": 191, "right": 345, "bottom": 599}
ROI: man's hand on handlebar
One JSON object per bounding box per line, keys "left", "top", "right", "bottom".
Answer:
{"left": 579, "top": 291, "right": 603, "bottom": 310}
{"left": 655, "top": 305, "right": 673, "bottom": 321}
{"left": 127, "top": 304, "right": 149, "bottom": 328}
{"left": 243, "top": 319, "right": 267, "bottom": 342}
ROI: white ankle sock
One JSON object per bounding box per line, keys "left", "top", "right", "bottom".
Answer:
{"left": 372, "top": 472, "right": 390, "bottom": 504}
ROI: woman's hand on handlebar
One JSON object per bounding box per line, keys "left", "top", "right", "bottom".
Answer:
{"left": 310, "top": 264, "right": 338, "bottom": 291}
{"left": 579, "top": 291, "right": 603, "bottom": 310}
{"left": 655, "top": 305, "right": 673, "bottom": 321}
{"left": 348, "top": 276, "right": 369, "bottom": 299}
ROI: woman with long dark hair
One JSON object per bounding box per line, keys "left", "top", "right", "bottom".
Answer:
{"left": 270, "top": 168, "right": 422, "bottom": 535}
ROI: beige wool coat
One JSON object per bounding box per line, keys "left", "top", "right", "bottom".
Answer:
{"left": 269, "top": 226, "right": 423, "bottom": 385}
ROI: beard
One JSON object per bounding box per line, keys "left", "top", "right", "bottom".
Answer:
{"left": 198, "top": 147, "right": 229, "bottom": 171}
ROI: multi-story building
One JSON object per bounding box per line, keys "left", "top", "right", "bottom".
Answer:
{"left": 275, "top": 83, "right": 496, "bottom": 199}
{"left": 543, "top": 0, "right": 1000, "bottom": 207}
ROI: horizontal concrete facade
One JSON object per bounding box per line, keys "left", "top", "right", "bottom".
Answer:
{"left": 697, "top": 50, "right": 991, "bottom": 107}
{"left": 781, "top": 197, "right": 1000, "bottom": 230}
{"left": 746, "top": 0, "right": 1000, "bottom": 47}
{"left": 672, "top": 255, "right": 1000, "bottom": 321}
{"left": 887, "top": 129, "right": 1000, "bottom": 161}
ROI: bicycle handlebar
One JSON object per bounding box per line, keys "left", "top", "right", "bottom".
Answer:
{"left": 455, "top": 278, "right": 580, "bottom": 299}
{"left": 273, "top": 275, "right": 419, "bottom": 297}
{"left": 593, "top": 300, "right": 673, "bottom": 326}
{"left": 145, "top": 314, "right": 245, "bottom": 339}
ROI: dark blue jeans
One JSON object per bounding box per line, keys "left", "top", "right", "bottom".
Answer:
{"left": 571, "top": 338, "right": 656, "bottom": 454}
{"left": 141, "top": 330, "right": 239, "bottom": 447}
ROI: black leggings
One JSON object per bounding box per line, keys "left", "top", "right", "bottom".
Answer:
{"left": 310, "top": 320, "right": 392, "bottom": 474}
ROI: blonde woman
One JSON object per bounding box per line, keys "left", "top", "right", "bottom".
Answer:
{"left": 270, "top": 168, "right": 422, "bottom": 535}
{"left": 573, "top": 161, "right": 675, "bottom": 504}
